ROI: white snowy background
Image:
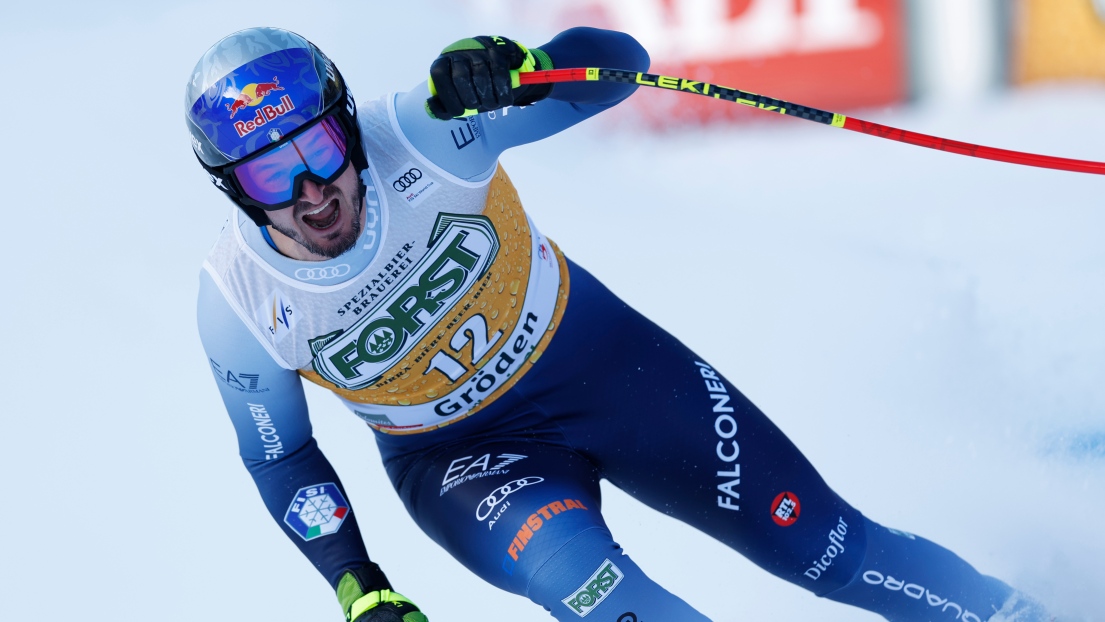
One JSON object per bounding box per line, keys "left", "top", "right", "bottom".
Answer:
{"left": 1, "top": 1, "right": 1102, "bottom": 621}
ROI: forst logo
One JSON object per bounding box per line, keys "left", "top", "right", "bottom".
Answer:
{"left": 310, "top": 214, "right": 499, "bottom": 391}
{"left": 343, "top": 231, "right": 476, "bottom": 364}
{"left": 223, "top": 77, "right": 296, "bottom": 139}
{"left": 563, "top": 559, "right": 623, "bottom": 617}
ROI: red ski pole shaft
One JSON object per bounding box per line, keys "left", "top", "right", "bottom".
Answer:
{"left": 516, "top": 68, "right": 1105, "bottom": 176}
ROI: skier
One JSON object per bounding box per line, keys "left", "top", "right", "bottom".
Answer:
{"left": 186, "top": 26, "right": 1052, "bottom": 621}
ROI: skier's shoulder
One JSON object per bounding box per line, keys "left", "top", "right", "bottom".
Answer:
{"left": 199, "top": 207, "right": 256, "bottom": 288}
{"left": 196, "top": 264, "right": 258, "bottom": 357}
{"left": 195, "top": 212, "right": 285, "bottom": 362}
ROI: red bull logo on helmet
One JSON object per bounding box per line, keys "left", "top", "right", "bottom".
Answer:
{"left": 225, "top": 77, "right": 284, "bottom": 118}
{"left": 189, "top": 47, "right": 330, "bottom": 161}
{"left": 224, "top": 77, "right": 296, "bottom": 139}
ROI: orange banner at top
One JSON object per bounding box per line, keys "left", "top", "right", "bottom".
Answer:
{"left": 529, "top": 0, "right": 909, "bottom": 124}
{"left": 1014, "top": 0, "right": 1105, "bottom": 83}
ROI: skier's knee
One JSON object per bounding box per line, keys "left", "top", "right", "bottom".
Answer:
{"left": 497, "top": 498, "right": 606, "bottom": 595}
{"left": 527, "top": 527, "right": 711, "bottom": 621}
{"left": 743, "top": 508, "right": 869, "bottom": 598}
{"left": 799, "top": 514, "right": 869, "bottom": 597}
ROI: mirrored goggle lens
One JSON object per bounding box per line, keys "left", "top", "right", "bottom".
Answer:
{"left": 233, "top": 116, "right": 348, "bottom": 207}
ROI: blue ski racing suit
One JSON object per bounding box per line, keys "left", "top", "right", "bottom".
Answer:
{"left": 197, "top": 26, "right": 1045, "bottom": 622}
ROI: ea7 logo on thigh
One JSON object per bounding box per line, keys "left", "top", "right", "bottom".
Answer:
{"left": 440, "top": 452, "right": 528, "bottom": 496}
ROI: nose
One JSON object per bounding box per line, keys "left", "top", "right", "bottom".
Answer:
{"left": 298, "top": 178, "right": 325, "bottom": 204}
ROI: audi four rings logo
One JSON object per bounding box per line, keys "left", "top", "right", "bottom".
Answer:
{"left": 295, "top": 265, "right": 352, "bottom": 281}
{"left": 392, "top": 168, "right": 423, "bottom": 191}
{"left": 476, "top": 477, "right": 545, "bottom": 521}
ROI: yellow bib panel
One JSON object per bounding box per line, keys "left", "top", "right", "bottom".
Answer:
{"left": 299, "top": 166, "right": 569, "bottom": 434}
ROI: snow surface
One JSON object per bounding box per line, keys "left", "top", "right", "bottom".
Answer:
{"left": 1, "top": 2, "right": 1102, "bottom": 621}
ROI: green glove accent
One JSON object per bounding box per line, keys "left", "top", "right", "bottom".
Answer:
{"left": 337, "top": 571, "right": 370, "bottom": 618}
{"left": 441, "top": 37, "right": 487, "bottom": 54}
{"left": 337, "top": 566, "right": 427, "bottom": 622}
{"left": 349, "top": 589, "right": 427, "bottom": 622}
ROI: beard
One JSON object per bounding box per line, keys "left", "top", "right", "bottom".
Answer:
{"left": 270, "top": 178, "right": 364, "bottom": 259}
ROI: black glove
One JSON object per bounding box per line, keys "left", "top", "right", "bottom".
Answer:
{"left": 336, "top": 563, "right": 428, "bottom": 622}
{"left": 426, "top": 35, "right": 553, "bottom": 119}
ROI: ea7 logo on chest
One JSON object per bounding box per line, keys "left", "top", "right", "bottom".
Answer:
{"left": 310, "top": 214, "right": 499, "bottom": 390}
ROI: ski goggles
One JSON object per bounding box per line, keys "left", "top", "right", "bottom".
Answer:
{"left": 224, "top": 113, "right": 350, "bottom": 211}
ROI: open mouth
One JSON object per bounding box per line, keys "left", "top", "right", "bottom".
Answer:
{"left": 302, "top": 199, "right": 340, "bottom": 230}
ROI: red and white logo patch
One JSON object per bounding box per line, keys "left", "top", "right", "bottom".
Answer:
{"left": 771, "top": 491, "right": 801, "bottom": 527}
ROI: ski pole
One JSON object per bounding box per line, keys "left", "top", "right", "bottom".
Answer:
{"left": 515, "top": 67, "right": 1105, "bottom": 176}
